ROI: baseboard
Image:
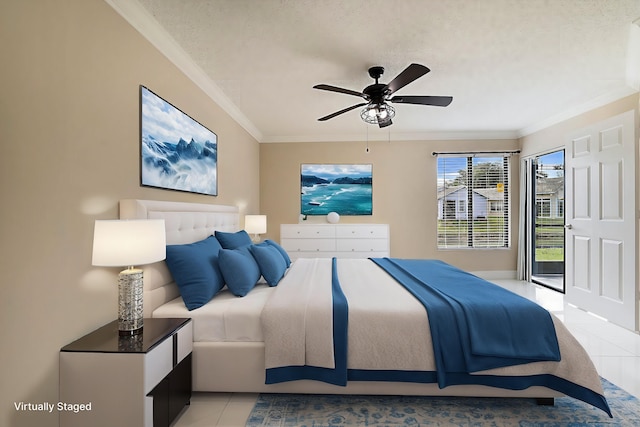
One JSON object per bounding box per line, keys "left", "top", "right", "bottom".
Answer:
{"left": 470, "top": 270, "right": 517, "bottom": 280}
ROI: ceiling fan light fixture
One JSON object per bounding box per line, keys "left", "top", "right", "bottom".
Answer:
{"left": 314, "top": 63, "right": 451, "bottom": 126}
{"left": 360, "top": 103, "right": 395, "bottom": 125}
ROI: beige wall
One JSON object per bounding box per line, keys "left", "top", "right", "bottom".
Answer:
{"left": 0, "top": 1, "right": 259, "bottom": 426}
{"left": 260, "top": 138, "right": 520, "bottom": 273}
{"left": 2, "top": 1, "right": 637, "bottom": 425}
{"left": 520, "top": 94, "right": 639, "bottom": 157}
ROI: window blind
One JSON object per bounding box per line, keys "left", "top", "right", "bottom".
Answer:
{"left": 437, "top": 154, "right": 510, "bottom": 249}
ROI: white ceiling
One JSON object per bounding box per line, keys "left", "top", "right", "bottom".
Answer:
{"left": 112, "top": 0, "right": 640, "bottom": 142}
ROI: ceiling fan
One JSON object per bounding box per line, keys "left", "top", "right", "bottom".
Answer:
{"left": 313, "top": 63, "right": 452, "bottom": 128}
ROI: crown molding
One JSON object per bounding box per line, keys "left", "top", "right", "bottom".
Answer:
{"left": 261, "top": 130, "right": 520, "bottom": 143}
{"left": 105, "top": 1, "right": 638, "bottom": 145}
{"left": 102, "top": 1, "right": 521, "bottom": 145}
{"left": 517, "top": 87, "right": 638, "bottom": 138}
{"left": 104, "top": 0, "right": 263, "bottom": 142}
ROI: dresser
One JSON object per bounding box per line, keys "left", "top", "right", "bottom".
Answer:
{"left": 280, "top": 223, "right": 389, "bottom": 259}
{"left": 59, "top": 318, "right": 192, "bottom": 427}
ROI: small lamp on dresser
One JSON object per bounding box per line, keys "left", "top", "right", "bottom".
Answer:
{"left": 92, "top": 219, "right": 166, "bottom": 335}
{"left": 245, "top": 214, "right": 267, "bottom": 242}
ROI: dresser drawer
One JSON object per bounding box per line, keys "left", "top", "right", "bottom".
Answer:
{"left": 280, "top": 224, "right": 389, "bottom": 259}
{"left": 281, "top": 225, "right": 336, "bottom": 239}
{"left": 281, "top": 238, "right": 336, "bottom": 252}
{"left": 336, "top": 238, "right": 389, "bottom": 253}
{"left": 336, "top": 225, "right": 389, "bottom": 239}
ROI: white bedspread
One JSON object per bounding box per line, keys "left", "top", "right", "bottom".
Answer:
{"left": 261, "top": 258, "right": 604, "bottom": 397}
{"left": 262, "top": 258, "right": 441, "bottom": 372}
{"left": 153, "top": 282, "right": 274, "bottom": 342}
{"left": 262, "top": 258, "right": 336, "bottom": 369}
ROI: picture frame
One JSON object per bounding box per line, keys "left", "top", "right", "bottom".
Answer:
{"left": 301, "top": 164, "right": 373, "bottom": 215}
{"left": 140, "top": 85, "right": 218, "bottom": 196}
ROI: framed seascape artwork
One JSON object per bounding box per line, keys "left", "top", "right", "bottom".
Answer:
{"left": 301, "top": 164, "right": 373, "bottom": 215}
{"left": 140, "top": 85, "right": 218, "bottom": 196}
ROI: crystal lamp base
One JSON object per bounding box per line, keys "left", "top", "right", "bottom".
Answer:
{"left": 118, "top": 268, "right": 144, "bottom": 335}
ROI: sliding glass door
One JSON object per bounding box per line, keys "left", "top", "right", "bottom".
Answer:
{"left": 530, "top": 150, "right": 565, "bottom": 292}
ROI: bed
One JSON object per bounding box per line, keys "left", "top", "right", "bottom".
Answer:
{"left": 119, "top": 199, "right": 610, "bottom": 416}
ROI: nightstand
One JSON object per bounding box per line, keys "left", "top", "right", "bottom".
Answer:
{"left": 60, "top": 318, "right": 193, "bottom": 427}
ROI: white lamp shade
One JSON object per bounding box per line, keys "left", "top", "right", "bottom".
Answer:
{"left": 92, "top": 219, "right": 166, "bottom": 267}
{"left": 245, "top": 215, "right": 267, "bottom": 235}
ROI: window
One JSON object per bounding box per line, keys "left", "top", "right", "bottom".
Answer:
{"left": 437, "top": 154, "right": 510, "bottom": 248}
{"left": 536, "top": 199, "right": 551, "bottom": 217}
{"left": 490, "top": 200, "right": 503, "bottom": 212}
{"left": 557, "top": 199, "right": 564, "bottom": 218}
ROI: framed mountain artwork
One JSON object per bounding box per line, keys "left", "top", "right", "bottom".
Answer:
{"left": 140, "top": 86, "right": 218, "bottom": 196}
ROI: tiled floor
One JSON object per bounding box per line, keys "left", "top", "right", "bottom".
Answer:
{"left": 173, "top": 279, "right": 640, "bottom": 427}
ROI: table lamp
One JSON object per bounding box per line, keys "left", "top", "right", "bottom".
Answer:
{"left": 92, "top": 219, "right": 166, "bottom": 335}
{"left": 245, "top": 215, "right": 267, "bottom": 242}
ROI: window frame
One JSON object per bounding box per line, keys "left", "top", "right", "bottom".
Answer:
{"left": 436, "top": 153, "right": 512, "bottom": 250}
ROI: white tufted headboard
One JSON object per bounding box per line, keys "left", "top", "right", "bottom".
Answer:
{"left": 119, "top": 199, "right": 240, "bottom": 316}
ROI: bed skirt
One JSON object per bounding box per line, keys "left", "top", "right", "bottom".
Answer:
{"left": 191, "top": 341, "right": 560, "bottom": 398}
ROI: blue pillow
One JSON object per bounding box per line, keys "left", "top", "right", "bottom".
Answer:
{"left": 218, "top": 247, "right": 261, "bottom": 296}
{"left": 264, "top": 239, "right": 291, "bottom": 267}
{"left": 215, "top": 230, "right": 253, "bottom": 249}
{"left": 165, "top": 236, "right": 224, "bottom": 311}
{"left": 250, "top": 243, "right": 288, "bottom": 286}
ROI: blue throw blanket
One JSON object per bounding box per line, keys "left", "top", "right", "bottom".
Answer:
{"left": 370, "top": 258, "right": 561, "bottom": 387}
{"left": 264, "top": 258, "right": 610, "bottom": 416}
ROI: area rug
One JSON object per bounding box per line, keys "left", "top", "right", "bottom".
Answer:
{"left": 245, "top": 379, "right": 640, "bottom": 426}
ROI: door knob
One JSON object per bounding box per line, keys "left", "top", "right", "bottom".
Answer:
{"left": 565, "top": 224, "right": 573, "bottom": 230}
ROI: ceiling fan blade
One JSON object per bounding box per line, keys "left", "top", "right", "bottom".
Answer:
{"left": 318, "top": 103, "right": 368, "bottom": 121}
{"left": 378, "top": 118, "right": 393, "bottom": 128}
{"left": 390, "top": 95, "right": 453, "bottom": 107}
{"left": 385, "top": 63, "right": 430, "bottom": 95}
{"left": 313, "top": 84, "right": 366, "bottom": 98}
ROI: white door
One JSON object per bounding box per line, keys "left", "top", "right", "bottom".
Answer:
{"left": 565, "top": 110, "right": 637, "bottom": 331}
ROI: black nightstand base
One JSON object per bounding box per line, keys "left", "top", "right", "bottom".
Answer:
{"left": 150, "top": 353, "right": 192, "bottom": 427}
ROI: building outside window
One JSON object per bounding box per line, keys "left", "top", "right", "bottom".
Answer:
{"left": 437, "top": 154, "right": 511, "bottom": 249}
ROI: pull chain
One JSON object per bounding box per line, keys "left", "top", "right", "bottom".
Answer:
{"left": 366, "top": 124, "right": 370, "bottom": 153}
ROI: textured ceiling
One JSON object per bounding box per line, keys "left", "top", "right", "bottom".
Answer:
{"left": 120, "top": 0, "right": 640, "bottom": 142}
